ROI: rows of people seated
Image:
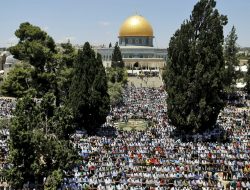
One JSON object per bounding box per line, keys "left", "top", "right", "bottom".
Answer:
{"left": 62, "top": 87, "right": 250, "bottom": 190}
{"left": 0, "top": 87, "right": 249, "bottom": 189}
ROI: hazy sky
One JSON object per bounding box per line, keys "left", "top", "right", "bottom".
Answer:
{"left": 1, "top": 0, "right": 250, "bottom": 48}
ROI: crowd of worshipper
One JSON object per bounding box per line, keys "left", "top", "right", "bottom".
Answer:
{"left": 226, "top": 91, "right": 249, "bottom": 108}
{"left": 61, "top": 87, "right": 250, "bottom": 190}
{"left": 0, "top": 128, "right": 9, "bottom": 183}
{"left": 0, "top": 98, "right": 16, "bottom": 118}
{"left": 108, "top": 86, "right": 167, "bottom": 123}
{"left": 0, "top": 87, "right": 249, "bottom": 190}
{"left": 0, "top": 98, "right": 12, "bottom": 185}
{"left": 127, "top": 70, "right": 159, "bottom": 77}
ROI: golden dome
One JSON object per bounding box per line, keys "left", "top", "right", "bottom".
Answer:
{"left": 119, "top": 15, "right": 153, "bottom": 37}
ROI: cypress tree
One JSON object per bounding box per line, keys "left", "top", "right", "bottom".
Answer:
{"left": 164, "top": 0, "right": 228, "bottom": 133}
{"left": 68, "top": 42, "right": 110, "bottom": 133}
{"left": 224, "top": 26, "right": 239, "bottom": 88}
{"left": 111, "top": 42, "right": 124, "bottom": 68}
{"left": 245, "top": 60, "right": 250, "bottom": 95}
{"left": 107, "top": 42, "right": 127, "bottom": 84}
{"left": 90, "top": 54, "right": 110, "bottom": 128}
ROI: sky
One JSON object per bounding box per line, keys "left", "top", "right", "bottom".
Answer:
{"left": 1, "top": 0, "right": 250, "bottom": 48}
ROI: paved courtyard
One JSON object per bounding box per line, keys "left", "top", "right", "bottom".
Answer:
{"left": 127, "top": 76, "right": 163, "bottom": 88}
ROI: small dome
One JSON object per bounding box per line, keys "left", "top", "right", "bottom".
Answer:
{"left": 119, "top": 15, "right": 153, "bottom": 37}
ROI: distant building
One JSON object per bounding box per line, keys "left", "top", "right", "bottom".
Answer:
{"left": 239, "top": 59, "right": 248, "bottom": 65}
{"left": 0, "top": 51, "right": 10, "bottom": 73}
{"left": 0, "top": 51, "right": 19, "bottom": 78}
{"left": 95, "top": 15, "right": 167, "bottom": 70}
{"left": 238, "top": 49, "right": 250, "bottom": 56}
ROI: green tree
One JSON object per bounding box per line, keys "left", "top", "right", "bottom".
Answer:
{"left": 164, "top": 0, "right": 228, "bottom": 133}
{"left": 8, "top": 22, "right": 57, "bottom": 97}
{"left": 106, "top": 67, "right": 127, "bottom": 84}
{"left": 4, "top": 23, "right": 76, "bottom": 106}
{"left": 245, "top": 60, "right": 250, "bottom": 94}
{"left": 109, "top": 42, "right": 112, "bottom": 48}
{"left": 107, "top": 42, "right": 127, "bottom": 85}
{"left": 54, "top": 42, "right": 76, "bottom": 105}
{"left": 44, "top": 169, "right": 63, "bottom": 190}
{"left": 108, "top": 82, "right": 123, "bottom": 106}
{"left": 3, "top": 22, "right": 78, "bottom": 189}
{"left": 0, "top": 118, "right": 10, "bottom": 129}
{"left": 68, "top": 42, "right": 110, "bottom": 134}
{"left": 5, "top": 96, "right": 39, "bottom": 188}
{"left": 111, "top": 42, "right": 124, "bottom": 68}
{"left": 5, "top": 94, "right": 77, "bottom": 189}
{"left": 224, "top": 26, "right": 239, "bottom": 90}
{"left": 1, "top": 62, "right": 34, "bottom": 97}
{"left": 59, "top": 42, "right": 76, "bottom": 68}
{"left": 90, "top": 53, "right": 110, "bottom": 128}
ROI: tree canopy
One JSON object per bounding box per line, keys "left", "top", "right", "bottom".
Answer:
{"left": 1, "top": 62, "right": 34, "bottom": 97}
{"left": 111, "top": 42, "right": 124, "bottom": 68}
{"left": 108, "top": 81, "right": 123, "bottom": 106}
{"left": 5, "top": 22, "right": 57, "bottom": 97}
{"left": 245, "top": 60, "right": 250, "bottom": 94}
{"left": 5, "top": 94, "right": 77, "bottom": 189}
{"left": 106, "top": 42, "right": 127, "bottom": 85}
{"left": 1, "top": 22, "right": 76, "bottom": 106}
{"left": 163, "top": 0, "right": 228, "bottom": 133}
{"left": 68, "top": 42, "right": 110, "bottom": 133}
{"left": 3, "top": 23, "right": 78, "bottom": 189}
{"left": 224, "top": 26, "right": 239, "bottom": 90}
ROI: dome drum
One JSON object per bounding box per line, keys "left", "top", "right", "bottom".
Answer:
{"left": 119, "top": 36, "right": 153, "bottom": 47}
